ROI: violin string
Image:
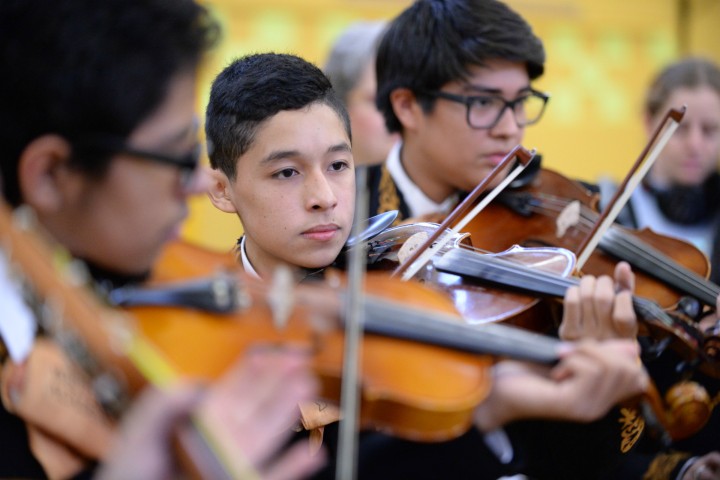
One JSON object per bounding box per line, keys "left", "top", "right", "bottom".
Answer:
{"left": 362, "top": 295, "right": 561, "bottom": 363}
{"left": 600, "top": 227, "right": 720, "bottom": 301}
{"left": 439, "top": 248, "right": 683, "bottom": 331}
{"left": 523, "top": 194, "right": 720, "bottom": 302}
{"left": 445, "top": 247, "right": 578, "bottom": 295}
{"left": 569, "top": 202, "right": 720, "bottom": 301}
{"left": 534, "top": 194, "right": 708, "bottom": 285}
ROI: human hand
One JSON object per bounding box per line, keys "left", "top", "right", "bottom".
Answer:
{"left": 473, "top": 339, "right": 648, "bottom": 432}
{"left": 197, "top": 348, "right": 325, "bottom": 480}
{"left": 559, "top": 261, "right": 637, "bottom": 340}
{"left": 682, "top": 452, "right": 720, "bottom": 480}
{"left": 96, "top": 348, "right": 325, "bottom": 480}
{"left": 94, "top": 382, "right": 202, "bottom": 480}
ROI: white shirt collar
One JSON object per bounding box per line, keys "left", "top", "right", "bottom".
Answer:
{"left": 239, "top": 236, "right": 261, "bottom": 279}
{"left": 385, "top": 141, "right": 458, "bottom": 218}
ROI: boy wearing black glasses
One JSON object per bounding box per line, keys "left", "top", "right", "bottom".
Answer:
{"left": 363, "top": 1, "right": 647, "bottom": 479}
{"left": 0, "top": 2, "right": 323, "bottom": 479}
{"left": 368, "top": 0, "right": 547, "bottom": 223}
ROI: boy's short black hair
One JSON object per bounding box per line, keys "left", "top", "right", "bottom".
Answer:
{"left": 376, "top": 0, "right": 545, "bottom": 133}
{"left": 0, "top": 0, "right": 219, "bottom": 206}
{"left": 205, "top": 53, "right": 351, "bottom": 179}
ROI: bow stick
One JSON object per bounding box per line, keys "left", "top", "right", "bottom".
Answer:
{"left": 574, "top": 106, "right": 686, "bottom": 270}
{"left": 336, "top": 166, "right": 370, "bottom": 480}
{"left": 393, "top": 145, "right": 536, "bottom": 281}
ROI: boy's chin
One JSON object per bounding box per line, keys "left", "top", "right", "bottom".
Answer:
{"left": 296, "top": 252, "right": 341, "bottom": 271}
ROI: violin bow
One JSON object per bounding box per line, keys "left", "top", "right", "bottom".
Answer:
{"left": 574, "top": 106, "right": 686, "bottom": 270}
{"left": 393, "top": 145, "right": 536, "bottom": 281}
{"left": 336, "top": 166, "right": 370, "bottom": 480}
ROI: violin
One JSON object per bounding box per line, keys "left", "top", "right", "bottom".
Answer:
{"left": 360, "top": 221, "right": 574, "bottom": 331}
{"left": 0, "top": 194, "right": 709, "bottom": 473}
{"left": 445, "top": 166, "right": 720, "bottom": 365}
{"left": 462, "top": 106, "right": 718, "bottom": 314}
{"left": 146, "top": 238, "right": 710, "bottom": 441}
{"left": 114, "top": 239, "right": 573, "bottom": 441}
{"left": 352, "top": 213, "right": 717, "bottom": 373}
{"left": 0, "top": 203, "right": 562, "bottom": 447}
{"left": 470, "top": 167, "right": 714, "bottom": 311}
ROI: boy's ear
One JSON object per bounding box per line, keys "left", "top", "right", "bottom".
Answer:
{"left": 206, "top": 168, "right": 238, "bottom": 213}
{"left": 17, "top": 134, "right": 76, "bottom": 213}
{"left": 389, "top": 88, "right": 422, "bottom": 131}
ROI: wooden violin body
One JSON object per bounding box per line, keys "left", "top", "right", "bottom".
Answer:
{"left": 362, "top": 222, "right": 575, "bottom": 331}
{"left": 0, "top": 201, "right": 711, "bottom": 452}
{"left": 132, "top": 251, "right": 495, "bottom": 442}
{"left": 467, "top": 168, "right": 712, "bottom": 310}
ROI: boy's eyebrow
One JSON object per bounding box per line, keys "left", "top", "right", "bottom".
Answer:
{"left": 328, "top": 142, "right": 352, "bottom": 154}
{"left": 262, "top": 150, "right": 300, "bottom": 164}
{"left": 463, "top": 85, "right": 533, "bottom": 96}
{"left": 261, "top": 142, "right": 352, "bottom": 164}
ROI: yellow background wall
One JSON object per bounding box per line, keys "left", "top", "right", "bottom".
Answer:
{"left": 184, "top": 0, "right": 720, "bottom": 252}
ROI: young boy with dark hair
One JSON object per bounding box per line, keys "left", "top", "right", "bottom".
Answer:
{"left": 205, "top": 51, "right": 650, "bottom": 480}
{"left": 365, "top": 0, "right": 680, "bottom": 478}
{"left": 206, "top": 53, "right": 355, "bottom": 280}
{"left": 370, "top": 0, "right": 547, "bottom": 221}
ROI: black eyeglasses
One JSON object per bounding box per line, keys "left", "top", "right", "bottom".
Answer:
{"left": 419, "top": 88, "right": 550, "bottom": 130}
{"left": 74, "top": 136, "right": 202, "bottom": 189}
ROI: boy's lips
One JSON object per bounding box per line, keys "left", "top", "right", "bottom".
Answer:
{"left": 486, "top": 152, "right": 511, "bottom": 166}
{"left": 302, "top": 224, "right": 340, "bottom": 242}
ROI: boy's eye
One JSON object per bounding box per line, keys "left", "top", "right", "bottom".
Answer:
{"left": 703, "top": 123, "right": 719, "bottom": 138}
{"left": 472, "top": 96, "right": 496, "bottom": 108}
{"left": 273, "top": 168, "right": 298, "bottom": 179}
{"left": 330, "top": 161, "right": 349, "bottom": 172}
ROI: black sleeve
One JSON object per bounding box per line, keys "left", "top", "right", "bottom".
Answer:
{"left": 308, "top": 424, "right": 521, "bottom": 480}
{"left": 0, "top": 401, "right": 47, "bottom": 479}
{"left": 505, "top": 407, "right": 640, "bottom": 480}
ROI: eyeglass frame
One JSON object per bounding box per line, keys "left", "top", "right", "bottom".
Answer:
{"left": 73, "top": 135, "right": 202, "bottom": 188}
{"left": 418, "top": 88, "right": 550, "bottom": 130}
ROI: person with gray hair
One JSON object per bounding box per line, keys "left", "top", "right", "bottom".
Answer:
{"left": 324, "top": 21, "right": 398, "bottom": 166}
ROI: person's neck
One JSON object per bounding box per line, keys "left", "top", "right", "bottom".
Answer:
{"left": 645, "top": 168, "right": 673, "bottom": 190}
{"left": 399, "top": 140, "right": 456, "bottom": 203}
{"left": 238, "top": 236, "right": 337, "bottom": 284}
{"left": 83, "top": 259, "right": 150, "bottom": 293}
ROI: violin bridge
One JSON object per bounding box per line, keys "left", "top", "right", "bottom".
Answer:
{"left": 397, "top": 231, "right": 430, "bottom": 266}
{"left": 268, "top": 265, "right": 295, "bottom": 330}
{"left": 555, "top": 200, "right": 580, "bottom": 238}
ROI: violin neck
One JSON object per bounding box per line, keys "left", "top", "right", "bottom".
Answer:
{"left": 362, "top": 295, "right": 560, "bottom": 364}
{"left": 435, "top": 248, "right": 573, "bottom": 298}
{"left": 433, "top": 248, "right": 690, "bottom": 336}
{"left": 600, "top": 228, "right": 720, "bottom": 307}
